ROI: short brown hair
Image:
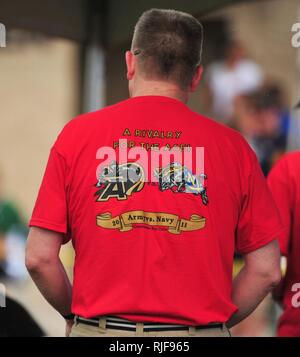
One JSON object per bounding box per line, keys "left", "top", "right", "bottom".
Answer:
{"left": 132, "top": 9, "right": 203, "bottom": 89}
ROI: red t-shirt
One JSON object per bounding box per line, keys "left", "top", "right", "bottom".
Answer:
{"left": 30, "top": 95, "right": 282, "bottom": 325}
{"left": 268, "top": 151, "right": 300, "bottom": 337}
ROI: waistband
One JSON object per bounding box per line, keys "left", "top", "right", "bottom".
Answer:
{"left": 76, "top": 315, "right": 223, "bottom": 332}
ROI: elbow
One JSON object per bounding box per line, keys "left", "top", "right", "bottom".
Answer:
{"left": 245, "top": 261, "right": 282, "bottom": 291}
{"left": 268, "top": 268, "right": 282, "bottom": 289}
{"left": 257, "top": 266, "right": 282, "bottom": 290}
{"left": 25, "top": 255, "right": 41, "bottom": 273}
{"left": 245, "top": 240, "right": 282, "bottom": 290}
{"left": 25, "top": 258, "right": 38, "bottom": 273}
{"left": 25, "top": 227, "right": 61, "bottom": 274}
{"left": 25, "top": 251, "right": 53, "bottom": 274}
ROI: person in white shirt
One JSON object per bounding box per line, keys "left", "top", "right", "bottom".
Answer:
{"left": 205, "top": 40, "right": 263, "bottom": 124}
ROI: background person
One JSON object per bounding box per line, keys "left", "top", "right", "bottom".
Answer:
{"left": 234, "top": 85, "right": 288, "bottom": 176}
{"left": 204, "top": 40, "right": 263, "bottom": 125}
{"left": 0, "top": 172, "right": 27, "bottom": 279}
{"left": 268, "top": 151, "right": 300, "bottom": 337}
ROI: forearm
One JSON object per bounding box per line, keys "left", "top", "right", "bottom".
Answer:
{"left": 27, "top": 258, "right": 72, "bottom": 316}
{"left": 227, "top": 265, "right": 278, "bottom": 328}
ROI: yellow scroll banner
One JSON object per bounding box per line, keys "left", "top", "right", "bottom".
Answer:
{"left": 96, "top": 211, "right": 205, "bottom": 235}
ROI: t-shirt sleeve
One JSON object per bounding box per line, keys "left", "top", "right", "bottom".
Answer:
{"left": 267, "top": 157, "right": 292, "bottom": 256}
{"left": 236, "top": 150, "right": 283, "bottom": 255}
{"left": 29, "top": 146, "right": 70, "bottom": 244}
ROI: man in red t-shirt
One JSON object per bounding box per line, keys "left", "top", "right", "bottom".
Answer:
{"left": 25, "top": 9, "right": 282, "bottom": 337}
{"left": 268, "top": 151, "right": 300, "bottom": 337}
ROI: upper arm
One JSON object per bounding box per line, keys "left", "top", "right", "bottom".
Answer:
{"left": 29, "top": 146, "right": 71, "bottom": 244}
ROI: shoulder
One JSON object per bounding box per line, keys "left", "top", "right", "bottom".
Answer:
{"left": 282, "top": 150, "right": 300, "bottom": 163}
{"left": 188, "top": 110, "right": 257, "bottom": 169}
{"left": 56, "top": 101, "right": 128, "bottom": 138}
{"left": 64, "top": 102, "right": 126, "bottom": 130}
{"left": 269, "top": 151, "right": 300, "bottom": 177}
{"left": 268, "top": 152, "right": 299, "bottom": 190}
{"left": 190, "top": 109, "right": 252, "bottom": 148}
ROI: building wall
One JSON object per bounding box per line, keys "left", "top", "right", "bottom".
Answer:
{"left": 0, "top": 33, "right": 79, "bottom": 220}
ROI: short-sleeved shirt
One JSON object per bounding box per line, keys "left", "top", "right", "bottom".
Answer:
{"left": 30, "top": 95, "right": 282, "bottom": 325}
{"left": 268, "top": 151, "right": 300, "bottom": 337}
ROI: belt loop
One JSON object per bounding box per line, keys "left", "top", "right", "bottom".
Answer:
{"left": 136, "top": 322, "right": 144, "bottom": 336}
{"left": 188, "top": 326, "right": 196, "bottom": 336}
{"left": 98, "top": 317, "right": 107, "bottom": 334}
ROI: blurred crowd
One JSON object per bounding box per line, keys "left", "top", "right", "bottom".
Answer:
{"left": 204, "top": 40, "right": 296, "bottom": 176}
{"left": 0, "top": 174, "right": 27, "bottom": 281}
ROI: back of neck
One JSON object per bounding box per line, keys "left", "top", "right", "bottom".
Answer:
{"left": 131, "top": 80, "right": 188, "bottom": 104}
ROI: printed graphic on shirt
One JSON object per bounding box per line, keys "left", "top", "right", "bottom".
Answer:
{"left": 116, "top": 128, "right": 191, "bottom": 151}
{"left": 154, "top": 162, "right": 208, "bottom": 205}
{"left": 95, "top": 161, "right": 145, "bottom": 201}
{"left": 96, "top": 211, "right": 206, "bottom": 235}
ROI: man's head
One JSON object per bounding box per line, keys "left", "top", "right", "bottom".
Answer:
{"left": 126, "top": 9, "right": 204, "bottom": 99}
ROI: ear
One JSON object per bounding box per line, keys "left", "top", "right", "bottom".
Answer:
{"left": 125, "top": 51, "right": 136, "bottom": 80}
{"left": 190, "top": 65, "right": 203, "bottom": 92}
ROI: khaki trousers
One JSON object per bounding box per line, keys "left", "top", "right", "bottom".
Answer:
{"left": 70, "top": 318, "right": 231, "bottom": 337}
